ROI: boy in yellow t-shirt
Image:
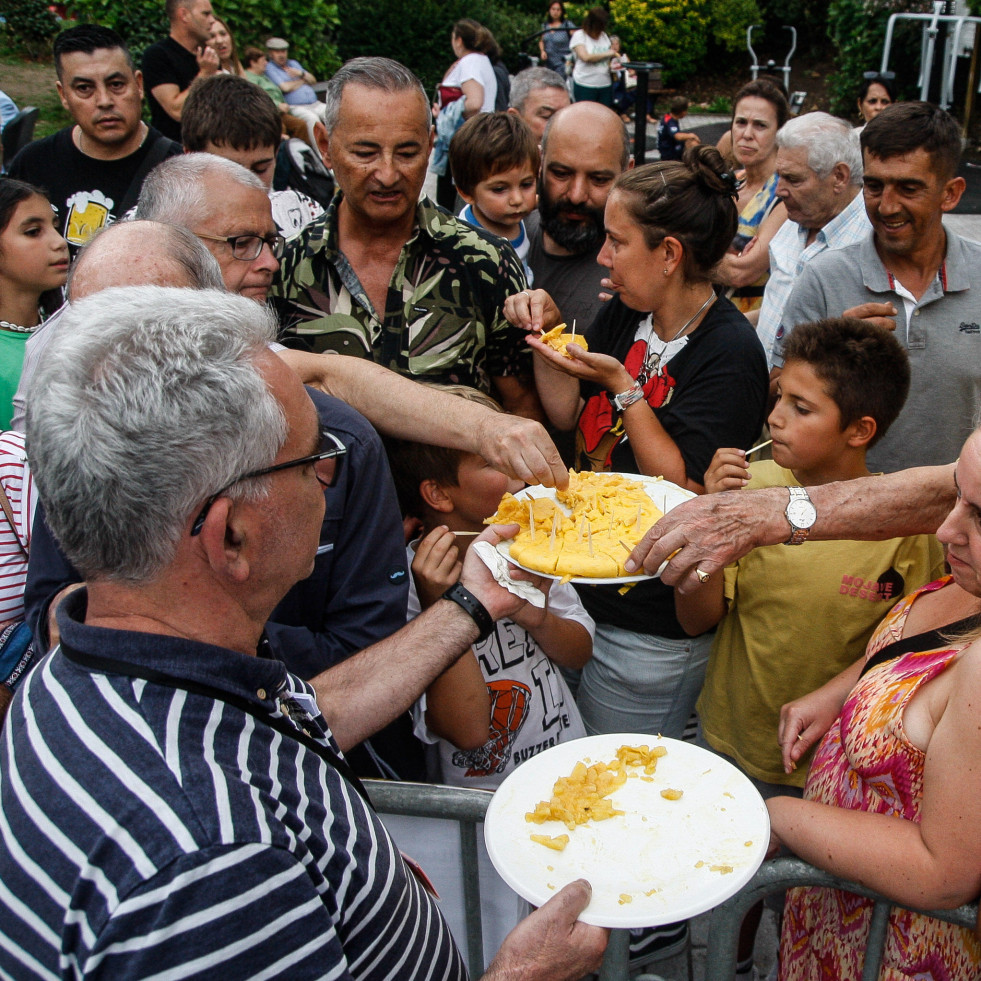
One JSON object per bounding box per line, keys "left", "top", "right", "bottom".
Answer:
{"left": 675, "top": 317, "right": 944, "bottom": 977}
{"left": 677, "top": 317, "right": 943, "bottom": 789}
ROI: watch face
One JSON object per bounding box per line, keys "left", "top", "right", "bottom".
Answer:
{"left": 787, "top": 498, "right": 817, "bottom": 529}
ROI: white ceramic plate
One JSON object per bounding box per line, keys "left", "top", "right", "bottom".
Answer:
{"left": 493, "top": 474, "right": 695, "bottom": 584}
{"left": 484, "top": 733, "right": 770, "bottom": 928}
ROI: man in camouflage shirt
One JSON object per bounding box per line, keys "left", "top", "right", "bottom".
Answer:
{"left": 272, "top": 57, "right": 542, "bottom": 418}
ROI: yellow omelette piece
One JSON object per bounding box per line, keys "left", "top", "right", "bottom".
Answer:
{"left": 540, "top": 323, "right": 588, "bottom": 358}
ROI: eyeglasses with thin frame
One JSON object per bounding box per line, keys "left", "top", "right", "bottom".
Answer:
{"left": 190, "top": 428, "right": 346, "bottom": 536}
{"left": 195, "top": 231, "right": 286, "bottom": 261}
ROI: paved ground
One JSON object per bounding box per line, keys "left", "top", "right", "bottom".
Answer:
{"left": 641, "top": 907, "right": 778, "bottom": 980}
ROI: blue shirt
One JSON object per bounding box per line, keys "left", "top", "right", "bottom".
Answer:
{"left": 265, "top": 58, "right": 318, "bottom": 106}
{"left": 0, "top": 591, "right": 466, "bottom": 978}
{"left": 0, "top": 90, "right": 18, "bottom": 132}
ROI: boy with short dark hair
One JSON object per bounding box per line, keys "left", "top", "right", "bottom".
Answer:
{"left": 657, "top": 96, "right": 700, "bottom": 161}
{"left": 678, "top": 318, "right": 943, "bottom": 792}
{"left": 449, "top": 112, "right": 540, "bottom": 283}
{"left": 385, "top": 385, "right": 591, "bottom": 789}
{"left": 676, "top": 316, "right": 943, "bottom": 979}
{"left": 384, "top": 387, "right": 592, "bottom": 965}
{"left": 180, "top": 73, "right": 322, "bottom": 236}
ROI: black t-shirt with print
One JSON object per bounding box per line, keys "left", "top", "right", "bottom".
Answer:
{"left": 573, "top": 294, "right": 768, "bottom": 636}
{"left": 8, "top": 126, "right": 181, "bottom": 256}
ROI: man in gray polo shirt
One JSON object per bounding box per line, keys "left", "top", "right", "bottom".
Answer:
{"left": 773, "top": 101, "right": 981, "bottom": 473}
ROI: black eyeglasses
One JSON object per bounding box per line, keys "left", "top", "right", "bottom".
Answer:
{"left": 190, "top": 428, "right": 346, "bottom": 535}
{"left": 863, "top": 71, "right": 896, "bottom": 81}
{"left": 195, "top": 231, "right": 286, "bottom": 261}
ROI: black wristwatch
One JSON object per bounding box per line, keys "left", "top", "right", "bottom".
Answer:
{"left": 442, "top": 582, "right": 495, "bottom": 641}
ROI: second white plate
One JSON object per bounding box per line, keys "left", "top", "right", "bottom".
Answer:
{"left": 483, "top": 734, "right": 770, "bottom": 928}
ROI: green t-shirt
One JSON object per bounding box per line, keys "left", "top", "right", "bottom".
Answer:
{"left": 0, "top": 329, "right": 30, "bottom": 430}
{"left": 245, "top": 69, "right": 285, "bottom": 105}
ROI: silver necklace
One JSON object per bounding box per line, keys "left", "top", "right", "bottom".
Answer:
{"left": 637, "top": 292, "right": 716, "bottom": 384}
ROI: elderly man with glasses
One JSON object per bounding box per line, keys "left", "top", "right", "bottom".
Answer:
{"left": 1, "top": 285, "right": 606, "bottom": 979}
{"left": 18, "top": 161, "right": 568, "bottom": 779}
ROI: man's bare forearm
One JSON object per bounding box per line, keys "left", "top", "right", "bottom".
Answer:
{"left": 282, "top": 352, "right": 567, "bottom": 486}
{"left": 302, "top": 355, "right": 481, "bottom": 445}
{"left": 309, "top": 597, "right": 480, "bottom": 750}
{"left": 806, "top": 464, "right": 954, "bottom": 541}
{"left": 632, "top": 463, "right": 954, "bottom": 592}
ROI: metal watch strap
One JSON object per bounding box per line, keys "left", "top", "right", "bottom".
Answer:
{"left": 784, "top": 486, "right": 816, "bottom": 545}
{"left": 442, "top": 582, "right": 494, "bottom": 642}
{"left": 611, "top": 383, "right": 645, "bottom": 412}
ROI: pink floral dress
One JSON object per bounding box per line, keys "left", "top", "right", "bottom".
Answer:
{"left": 779, "top": 576, "right": 981, "bottom": 981}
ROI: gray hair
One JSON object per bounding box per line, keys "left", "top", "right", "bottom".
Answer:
{"left": 135, "top": 153, "right": 266, "bottom": 226}
{"left": 67, "top": 221, "right": 224, "bottom": 301}
{"left": 509, "top": 66, "right": 567, "bottom": 113}
{"left": 26, "top": 286, "right": 286, "bottom": 582}
{"left": 777, "top": 112, "right": 863, "bottom": 186}
{"left": 323, "top": 56, "right": 430, "bottom": 133}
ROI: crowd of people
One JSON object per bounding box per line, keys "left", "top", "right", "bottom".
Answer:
{"left": 0, "top": 3, "right": 979, "bottom": 979}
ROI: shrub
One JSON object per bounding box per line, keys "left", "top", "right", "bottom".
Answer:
{"left": 64, "top": 0, "right": 340, "bottom": 79}
{"left": 3, "top": 0, "right": 61, "bottom": 59}
{"left": 608, "top": 0, "right": 758, "bottom": 85}
{"left": 338, "top": 0, "right": 538, "bottom": 92}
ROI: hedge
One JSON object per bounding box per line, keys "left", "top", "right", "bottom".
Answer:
{"left": 64, "top": 0, "right": 340, "bottom": 79}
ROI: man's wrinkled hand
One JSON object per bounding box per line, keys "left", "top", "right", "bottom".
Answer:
{"left": 483, "top": 879, "right": 608, "bottom": 981}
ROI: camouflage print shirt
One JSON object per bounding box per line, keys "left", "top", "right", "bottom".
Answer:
{"left": 272, "top": 192, "right": 532, "bottom": 394}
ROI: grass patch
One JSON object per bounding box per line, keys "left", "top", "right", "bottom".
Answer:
{"left": 1, "top": 48, "right": 71, "bottom": 140}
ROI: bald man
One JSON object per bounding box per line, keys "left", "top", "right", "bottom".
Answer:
{"left": 11, "top": 221, "right": 223, "bottom": 431}
{"left": 526, "top": 101, "right": 633, "bottom": 328}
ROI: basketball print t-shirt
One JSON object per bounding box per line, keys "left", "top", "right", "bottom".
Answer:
{"left": 406, "top": 553, "right": 591, "bottom": 789}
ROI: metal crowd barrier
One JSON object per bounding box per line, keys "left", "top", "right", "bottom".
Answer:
{"left": 366, "top": 784, "right": 977, "bottom": 981}
{"left": 704, "top": 857, "right": 979, "bottom": 981}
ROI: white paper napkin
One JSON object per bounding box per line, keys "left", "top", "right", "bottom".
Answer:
{"left": 472, "top": 540, "right": 547, "bottom": 609}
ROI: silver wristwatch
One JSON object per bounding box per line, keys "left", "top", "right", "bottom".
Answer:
{"left": 611, "top": 383, "right": 645, "bottom": 412}
{"left": 784, "top": 486, "right": 816, "bottom": 545}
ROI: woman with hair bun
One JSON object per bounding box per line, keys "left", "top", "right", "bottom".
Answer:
{"left": 506, "top": 145, "right": 768, "bottom": 743}
{"left": 440, "top": 18, "right": 498, "bottom": 120}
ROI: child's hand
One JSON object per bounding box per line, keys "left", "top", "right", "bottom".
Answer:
{"left": 510, "top": 577, "right": 554, "bottom": 631}
{"left": 412, "top": 526, "right": 463, "bottom": 609}
{"left": 704, "top": 448, "right": 751, "bottom": 494}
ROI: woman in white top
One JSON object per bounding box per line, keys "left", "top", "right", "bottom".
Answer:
{"left": 441, "top": 19, "right": 498, "bottom": 119}
{"left": 569, "top": 6, "right": 615, "bottom": 107}
{"left": 435, "top": 19, "right": 499, "bottom": 209}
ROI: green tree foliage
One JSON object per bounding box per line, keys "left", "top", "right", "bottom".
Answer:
{"left": 608, "top": 0, "right": 758, "bottom": 84}
{"left": 338, "top": 0, "right": 538, "bottom": 92}
{"left": 826, "top": 0, "right": 933, "bottom": 117}
{"left": 755, "top": 0, "right": 830, "bottom": 55}
{"left": 64, "top": 0, "right": 340, "bottom": 78}
{"left": 3, "top": 0, "right": 61, "bottom": 59}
